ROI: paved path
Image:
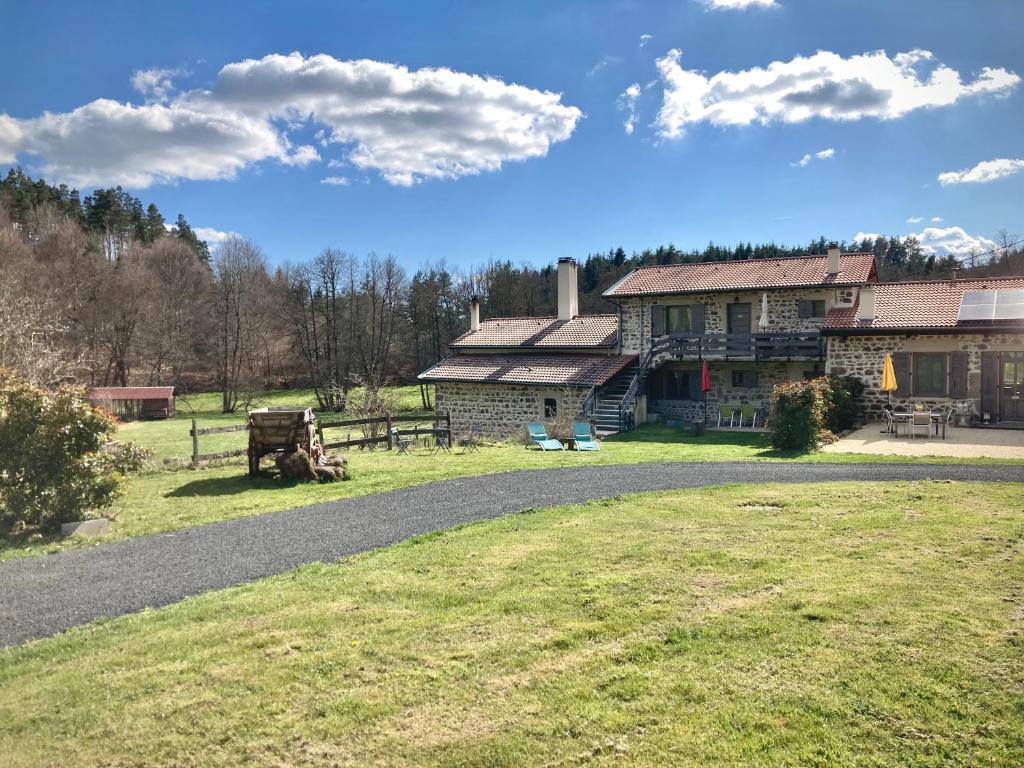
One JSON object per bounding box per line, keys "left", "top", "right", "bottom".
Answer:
{"left": 2, "top": 462, "right": 1022, "bottom": 647}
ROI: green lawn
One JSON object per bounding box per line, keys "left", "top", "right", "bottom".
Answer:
{"left": 2, "top": 482, "right": 1021, "bottom": 766}
{"left": 3, "top": 423, "right": 1021, "bottom": 562}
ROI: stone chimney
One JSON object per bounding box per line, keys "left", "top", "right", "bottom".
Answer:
{"left": 557, "top": 258, "right": 579, "bottom": 321}
{"left": 826, "top": 243, "right": 841, "bottom": 275}
{"left": 859, "top": 286, "right": 876, "bottom": 322}
{"left": 469, "top": 296, "right": 481, "bottom": 332}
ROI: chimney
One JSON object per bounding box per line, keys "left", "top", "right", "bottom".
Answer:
{"left": 557, "top": 257, "right": 579, "bottom": 321}
{"left": 826, "top": 243, "right": 841, "bottom": 275}
{"left": 469, "top": 296, "right": 481, "bottom": 332}
{"left": 859, "top": 286, "right": 876, "bottom": 322}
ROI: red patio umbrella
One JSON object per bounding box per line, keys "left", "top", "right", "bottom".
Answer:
{"left": 701, "top": 360, "right": 712, "bottom": 424}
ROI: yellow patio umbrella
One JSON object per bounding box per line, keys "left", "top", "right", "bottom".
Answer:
{"left": 880, "top": 352, "right": 897, "bottom": 403}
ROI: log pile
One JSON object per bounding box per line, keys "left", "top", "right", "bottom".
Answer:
{"left": 275, "top": 449, "right": 349, "bottom": 483}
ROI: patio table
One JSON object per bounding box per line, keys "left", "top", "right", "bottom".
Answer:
{"left": 890, "top": 410, "right": 947, "bottom": 439}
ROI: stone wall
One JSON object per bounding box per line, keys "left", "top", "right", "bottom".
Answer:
{"left": 826, "top": 332, "right": 1024, "bottom": 419}
{"left": 434, "top": 382, "right": 589, "bottom": 440}
{"left": 647, "top": 360, "right": 812, "bottom": 426}
{"left": 618, "top": 286, "right": 858, "bottom": 355}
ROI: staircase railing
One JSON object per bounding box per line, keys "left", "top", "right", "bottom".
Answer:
{"left": 617, "top": 349, "right": 654, "bottom": 433}
{"left": 580, "top": 385, "right": 598, "bottom": 422}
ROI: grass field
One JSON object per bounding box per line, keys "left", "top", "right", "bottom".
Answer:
{"left": 1, "top": 481, "right": 1021, "bottom": 767}
{"left": 3, "top": 418, "right": 1022, "bottom": 562}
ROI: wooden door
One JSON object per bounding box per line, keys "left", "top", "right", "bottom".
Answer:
{"left": 1000, "top": 353, "right": 1024, "bottom": 422}
{"left": 727, "top": 303, "right": 752, "bottom": 356}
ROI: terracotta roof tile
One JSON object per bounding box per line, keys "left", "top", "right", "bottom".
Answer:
{"left": 88, "top": 387, "right": 175, "bottom": 401}
{"left": 451, "top": 315, "right": 617, "bottom": 349}
{"left": 604, "top": 254, "right": 877, "bottom": 297}
{"left": 824, "top": 277, "right": 1024, "bottom": 331}
{"left": 418, "top": 354, "right": 636, "bottom": 387}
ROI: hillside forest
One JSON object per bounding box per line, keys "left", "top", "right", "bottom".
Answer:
{"left": 2, "top": 168, "right": 1022, "bottom": 412}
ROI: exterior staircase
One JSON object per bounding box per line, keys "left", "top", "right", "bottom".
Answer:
{"left": 592, "top": 361, "right": 639, "bottom": 436}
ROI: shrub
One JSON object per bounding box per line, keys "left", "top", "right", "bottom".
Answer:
{"left": 769, "top": 378, "right": 835, "bottom": 451}
{"left": 823, "top": 374, "right": 865, "bottom": 434}
{"left": 0, "top": 369, "right": 149, "bottom": 532}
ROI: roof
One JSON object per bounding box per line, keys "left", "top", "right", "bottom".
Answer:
{"left": 451, "top": 315, "right": 617, "bottom": 349}
{"left": 603, "top": 253, "right": 877, "bottom": 297}
{"left": 823, "top": 277, "right": 1024, "bottom": 332}
{"left": 88, "top": 386, "right": 175, "bottom": 401}
{"left": 418, "top": 354, "right": 636, "bottom": 387}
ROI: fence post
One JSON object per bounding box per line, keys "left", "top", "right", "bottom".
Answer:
{"left": 385, "top": 414, "right": 393, "bottom": 450}
{"left": 191, "top": 417, "right": 199, "bottom": 468}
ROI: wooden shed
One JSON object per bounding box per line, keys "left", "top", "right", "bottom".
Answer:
{"left": 88, "top": 386, "right": 175, "bottom": 420}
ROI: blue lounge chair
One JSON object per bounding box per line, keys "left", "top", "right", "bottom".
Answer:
{"left": 527, "top": 422, "right": 564, "bottom": 451}
{"left": 572, "top": 422, "right": 600, "bottom": 451}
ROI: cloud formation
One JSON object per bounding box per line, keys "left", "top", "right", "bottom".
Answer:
{"left": 639, "top": 34, "right": 653, "bottom": 48}
{"left": 617, "top": 83, "right": 642, "bottom": 135}
{"left": 938, "top": 157, "right": 1024, "bottom": 185}
{"left": 653, "top": 48, "right": 1019, "bottom": 138}
{"left": 705, "top": 0, "right": 777, "bottom": 9}
{"left": 906, "top": 216, "right": 924, "bottom": 223}
{"left": 792, "top": 147, "right": 835, "bottom": 167}
{"left": 193, "top": 226, "right": 239, "bottom": 244}
{"left": 855, "top": 225, "right": 996, "bottom": 257}
{"left": 130, "top": 67, "right": 187, "bottom": 104}
{"left": 320, "top": 176, "right": 350, "bottom": 186}
{"left": 0, "top": 52, "right": 582, "bottom": 188}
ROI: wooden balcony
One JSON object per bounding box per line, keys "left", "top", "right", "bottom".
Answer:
{"left": 650, "top": 332, "right": 824, "bottom": 361}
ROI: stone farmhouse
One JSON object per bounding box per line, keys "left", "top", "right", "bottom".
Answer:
{"left": 419, "top": 249, "right": 1024, "bottom": 438}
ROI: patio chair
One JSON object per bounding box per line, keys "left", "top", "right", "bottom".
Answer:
{"left": 910, "top": 411, "right": 931, "bottom": 439}
{"left": 942, "top": 407, "right": 955, "bottom": 439}
{"left": 391, "top": 427, "right": 415, "bottom": 454}
{"left": 739, "top": 404, "right": 759, "bottom": 428}
{"left": 883, "top": 408, "right": 898, "bottom": 437}
{"left": 572, "top": 422, "right": 600, "bottom": 451}
{"left": 430, "top": 430, "right": 451, "bottom": 455}
{"left": 460, "top": 422, "right": 482, "bottom": 453}
{"left": 527, "top": 422, "right": 564, "bottom": 451}
{"left": 717, "top": 403, "right": 738, "bottom": 428}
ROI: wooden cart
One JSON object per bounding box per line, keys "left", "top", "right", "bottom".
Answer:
{"left": 247, "top": 407, "right": 322, "bottom": 476}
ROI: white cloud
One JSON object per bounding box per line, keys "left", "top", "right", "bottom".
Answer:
{"left": 587, "top": 55, "right": 622, "bottom": 78}
{"left": 854, "top": 225, "right": 996, "bottom": 257}
{"left": 930, "top": 216, "right": 943, "bottom": 223}
{"left": 938, "top": 157, "right": 1024, "bottom": 186}
{"left": 0, "top": 52, "right": 582, "bottom": 188}
{"left": 640, "top": 34, "right": 653, "bottom": 48}
{"left": 320, "top": 175, "right": 350, "bottom": 186}
{"left": 130, "top": 67, "right": 186, "bottom": 104}
{"left": 653, "top": 48, "right": 1019, "bottom": 139}
{"left": 617, "top": 83, "right": 642, "bottom": 135}
{"left": 705, "top": 0, "right": 777, "bottom": 9}
{"left": 792, "top": 147, "right": 835, "bottom": 167}
{"left": 193, "top": 226, "right": 239, "bottom": 244}
{"left": 906, "top": 216, "right": 924, "bottom": 223}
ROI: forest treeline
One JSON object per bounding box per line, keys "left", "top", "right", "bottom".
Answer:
{"left": 1, "top": 168, "right": 1021, "bottom": 412}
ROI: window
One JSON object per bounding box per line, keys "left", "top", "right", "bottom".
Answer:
{"left": 666, "top": 305, "right": 692, "bottom": 335}
{"left": 913, "top": 353, "right": 946, "bottom": 397}
{"left": 651, "top": 370, "right": 696, "bottom": 400}
{"left": 732, "top": 370, "right": 759, "bottom": 388}
{"left": 543, "top": 398, "right": 558, "bottom": 418}
{"left": 798, "top": 299, "right": 827, "bottom": 319}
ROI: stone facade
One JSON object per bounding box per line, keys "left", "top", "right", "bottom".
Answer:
{"left": 648, "top": 360, "right": 812, "bottom": 425}
{"left": 617, "top": 286, "right": 859, "bottom": 356}
{"left": 434, "top": 382, "right": 589, "bottom": 440}
{"left": 826, "top": 332, "right": 1024, "bottom": 420}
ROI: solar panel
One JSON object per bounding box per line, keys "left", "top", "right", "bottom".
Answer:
{"left": 958, "top": 289, "right": 1024, "bottom": 322}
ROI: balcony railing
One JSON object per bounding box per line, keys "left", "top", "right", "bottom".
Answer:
{"left": 650, "top": 332, "right": 824, "bottom": 361}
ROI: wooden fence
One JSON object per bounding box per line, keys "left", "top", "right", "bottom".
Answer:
{"left": 176, "top": 412, "right": 452, "bottom": 467}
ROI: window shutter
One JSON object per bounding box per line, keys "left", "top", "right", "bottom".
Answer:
{"left": 689, "top": 371, "right": 701, "bottom": 399}
{"left": 893, "top": 352, "right": 911, "bottom": 398}
{"left": 981, "top": 351, "right": 998, "bottom": 417}
{"left": 797, "top": 300, "right": 811, "bottom": 319}
{"left": 691, "top": 303, "right": 705, "bottom": 335}
{"left": 949, "top": 352, "right": 968, "bottom": 398}
{"left": 651, "top": 305, "right": 666, "bottom": 336}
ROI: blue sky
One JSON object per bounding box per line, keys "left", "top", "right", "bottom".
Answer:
{"left": 2, "top": 0, "right": 1022, "bottom": 269}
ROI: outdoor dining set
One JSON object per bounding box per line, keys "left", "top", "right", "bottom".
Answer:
{"left": 882, "top": 406, "right": 955, "bottom": 439}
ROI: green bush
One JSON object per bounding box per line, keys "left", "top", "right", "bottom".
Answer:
{"left": 0, "top": 369, "right": 149, "bottom": 532}
{"left": 823, "top": 374, "right": 865, "bottom": 434}
{"left": 769, "top": 378, "right": 835, "bottom": 452}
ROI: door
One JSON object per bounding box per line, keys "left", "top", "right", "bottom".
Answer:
{"left": 727, "top": 303, "right": 752, "bottom": 357}
{"left": 1000, "top": 353, "right": 1024, "bottom": 422}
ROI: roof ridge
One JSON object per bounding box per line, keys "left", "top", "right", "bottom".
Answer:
{"left": 877, "top": 275, "right": 1024, "bottom": 288}
{"left": 628, "top": 252, "right": 874, "bottom": 272}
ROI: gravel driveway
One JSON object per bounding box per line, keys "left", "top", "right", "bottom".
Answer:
{"left": 2, "top": 461, "right": 1022, "bottom": 647}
